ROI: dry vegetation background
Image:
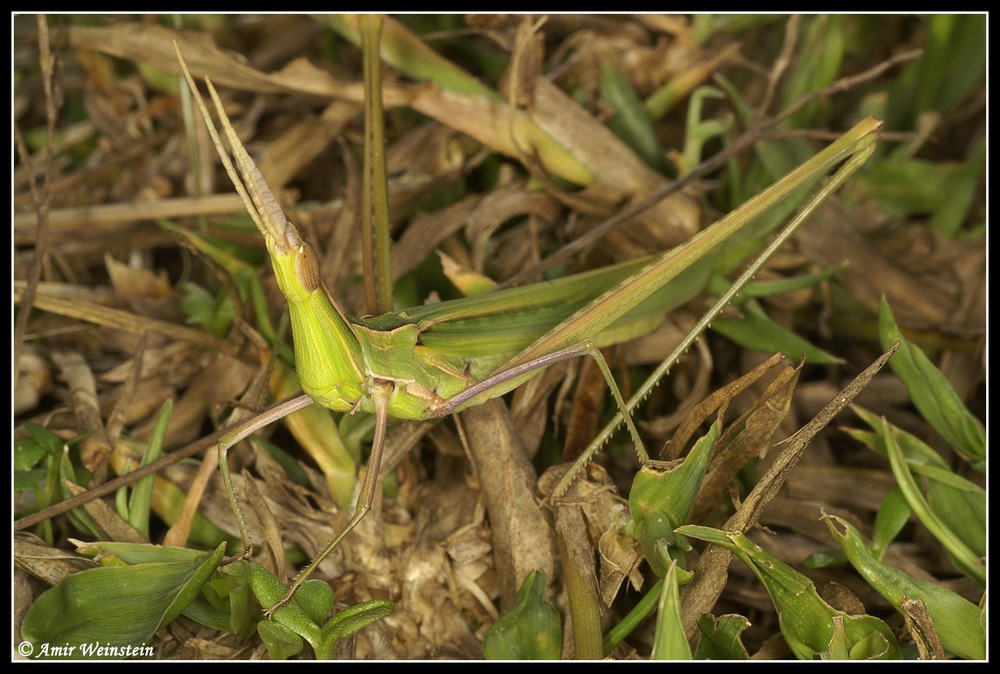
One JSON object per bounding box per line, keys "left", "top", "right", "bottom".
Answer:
{"left": 13, "top": 14, "right": 985, "bottom": 660}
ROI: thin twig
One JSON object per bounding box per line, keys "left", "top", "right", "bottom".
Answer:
{"left": 13, "top": 394, "right": 308, "bottom": 532}
{"left": 13, "top": 16, "right": 58, "bottom": 391}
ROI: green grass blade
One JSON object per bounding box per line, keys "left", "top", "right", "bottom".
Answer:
{"left": 878, "top": 418, "right": 985, "bottom": 585}
{"left": 649, "top": 562, "right": 692, "bottom": 660}
{"left": 878, "top": 298, "right": 985, "bottom": 469}
{"left": 680, "top": 525, "right": 901, "bottom": 660}
{"left": 128, "top": 400, "right": 172, "bottom": 539}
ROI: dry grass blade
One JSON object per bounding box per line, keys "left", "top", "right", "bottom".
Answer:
{"left": 690, "top": 357, "right": 804, "bottom": 524}
{"left": 13, "top": 281, "right": 240, "bottom": 355}
{"left": 680, "top": 343, "right": 900, "bottom": 638}
{"left": 664, "top": 352, "right": 786, "bottom": 460}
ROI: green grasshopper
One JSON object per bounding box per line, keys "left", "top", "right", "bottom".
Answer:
{"left": 173, "top": 43, "right": 880, "bottom": 615}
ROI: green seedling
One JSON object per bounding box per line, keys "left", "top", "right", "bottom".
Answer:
{"left": 680, "top": 526, "right": 902, "bottom": 660}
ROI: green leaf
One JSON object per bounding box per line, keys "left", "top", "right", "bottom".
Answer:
{"left": 888, "top": 14, "right": 986, "bottom": 128}
{"left": 58, "top": 453, "right": 102, "bottom": 540}
{"left": 15, "top": 423, "right": 60, "bottom": 470}
{"left": 484, "top": 570, "right": 562, "bottom": 660}
{"left": 850, "top": 408, "right": 986, "bottom": 563}
{"left": 21, "top": 542, "right": 226, "bottom": 658}
{"left": 859, "top": 159, "right": 961, "bottom": 217}
{"left": 76, "top": 540, "right": 210, "bottom": 565}
{"left": 736, "top": 261, "right": 848, "bottom": 299}
{"left": 871, "top": 485, "right": 911, "bottom": 560}
{"left": 215, "top": 561, "right": 258, "bottom": 637}
{"left": 179, "top": 281, "right": 235, "bottom": 339}
{"left": 602, "top": 579, "right": 663, "bottom": 656}
{"left": 627, "top": 419, "right": 719, "bottom": 576}
{"left": 247, "top": 563, "right": 323, "bottom": 651}
{"left": 695, "top": 614, "right": 750, "bottom": 660}
{"left": 328, "top": 14, "right": 497, "bottom": 99}
{"left": 295, "top": 580, "right": 335, "bottom": 626}
{"left": 780, "top": 15, "right": 845, "bottom": 128}
{"left": 128, "top": 400, "right": 172, "bottom": 539}
{"left": 928, "top": 140, "right": 985, "bottom": 237}
{"left": 210, "top": 567, "right": 254, "bottom": 637}
{"left": 157, "top": 546, "right": 228, "bottom": 631}
{"left": 679, "top": 87, "right": 733, "bottom": 173}
{"left": 257, "top": 620, "right": 305, "bottom": 660}
{"left": 14, "top": 467, "right": 48, "bottom": 491}
{"left": 600, "top": 59, "right": 670, "bottom": 174}
{"left": 180, "top": 592, "right": 234, "bottom": 634}
{"left": 242, "top": 564, "right": 389, "bottom": 660}
{"left": 650, "top": 562, "right": 692, "bottom": 660}
{"left": 712, "top": 298, "right": 841, "bottom": 365}
{"left": 824, "top": 514, "right": 985, "bottom": 660}
{"left": 878, "top": 298, "right": 985, "bottom": 469}
{"left": 15, "top": 424, "right": 68, "bottom": 499}
{"left": 801, "top": 549, "right": 848, "bottom": 570}
{"left": 879, "top": 419, "right": 984, "bottom": 585}
{"left": 317, "top": 599, "right": 395, "bottom": 660}
{"left": 679, "top": 526, "right": 901, "bottom": 660}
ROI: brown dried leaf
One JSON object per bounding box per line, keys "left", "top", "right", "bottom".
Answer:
{"left": 14, "top": 535, "right": 100, "bottom": 587}
{"left": 14, "top": 347, "right": 54, "bottom": 416}
{"left": 799, "top": 201, "right": 970, "bottom": 328}
{"left": 60, "top": 23, "right": 360, "bottom": 98}
{"left": 105, "top": 256, "right": 174, "bottom": 312}
{"left": 531, "top": 77, "right": 700, "bottom": 244}
{"left": 50, "top": 349, "right": 112, "bottom": 473}
{"left": 130, "top": 353, "right": 255, "bottom": 447}
{"left": 783, "top": 464, "right": 897, "bottom": 514}
{"left": 819, "top": 581, "right": 867, "bottom": 616}
{"left": 384, "top": 124, "right": 482, "bottom": 226}
{"left": 597, "top": 527, "right": 644, "bottom": 606}
{"left": 510, "top": 360, "right": 572, "bottom": 459}
{"left": 465, "top": 182, "right": 561, "bottom": 272}
{"left": 539, "top": 464, "right": 639, "bottom": 607}
{"left": 14, "top": 280, "right": 239, "bottom": 356}
{"left": 666, "top": 352, "right": 786, "bottom": 460}
{"left": 13, "top": 194, "right": 254, "bottom": 245}
{"left": 63, "top": 481, "right": 147, "bottom": 544}
{"left": 691, "top": 357, "right": 802, "bottom": 523}
{"left": 256, "top": 100, "right": 359, "bottom": 190}
{"left": 242, "top": 466, "right": 286, "bottom": 579}
{"left": 901, "top": 597, "right": 947, "bottom": 660}
{"left": 562, "top": 354, "right": 609, "bottom": 462}
{"left": 391, "top": 194, "right": 480, "bottom": 282}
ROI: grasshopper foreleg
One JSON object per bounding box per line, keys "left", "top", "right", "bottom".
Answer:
{"left": 262, "top": 381, "right": 393, "bottom": 618}
{"left": 217, "top": 394, "right": 315, "bottom": 562}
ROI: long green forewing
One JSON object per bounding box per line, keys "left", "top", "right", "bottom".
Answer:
{"left": 360, "top": 118, "right": 881, "bottom": 406}
{"left": 504, "top": 116, "right": 882, "bottom": 370}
